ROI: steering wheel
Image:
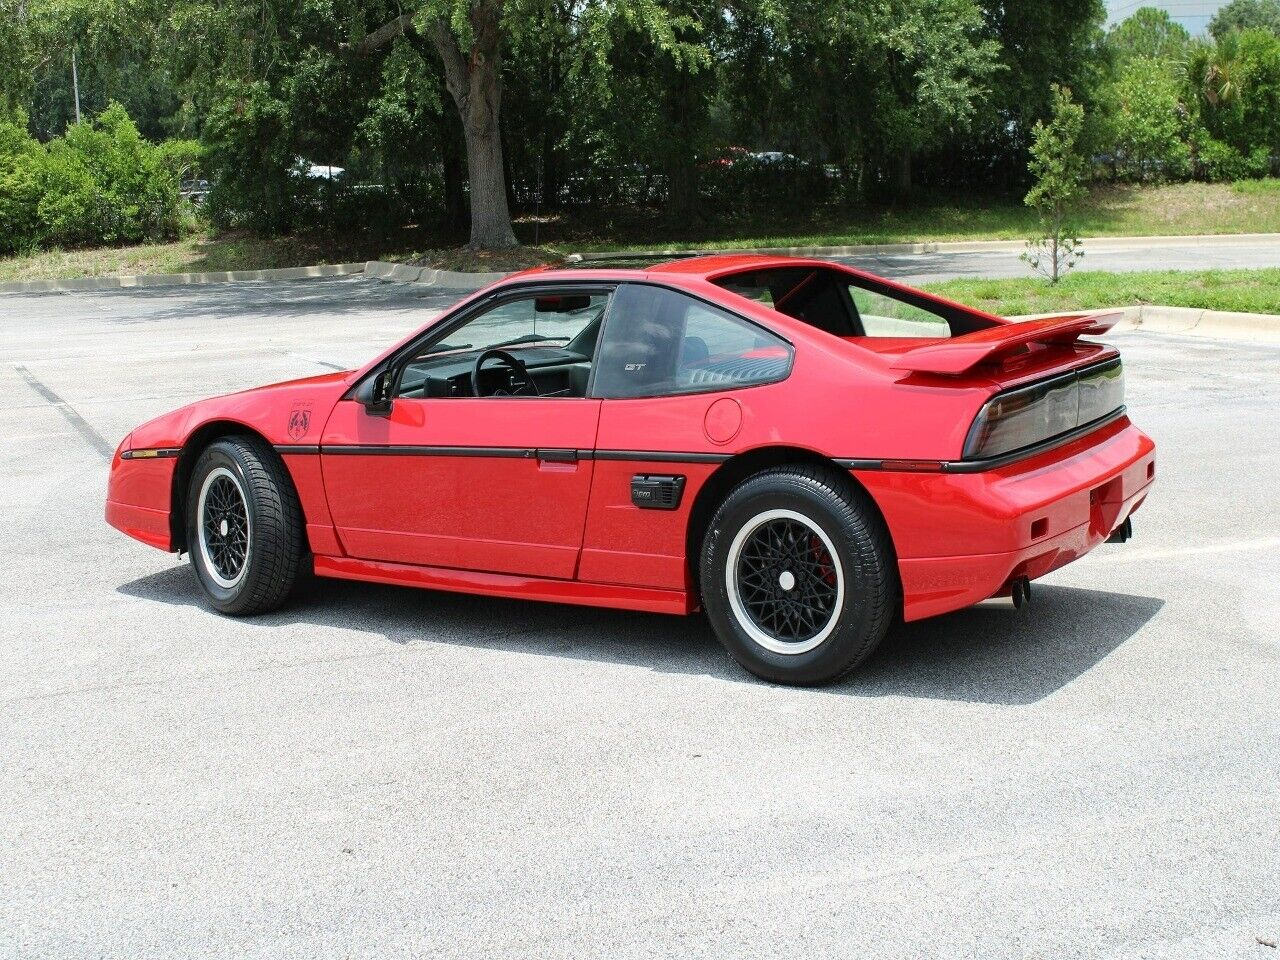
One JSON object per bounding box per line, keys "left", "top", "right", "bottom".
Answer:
{"left": 471, "top": 348, "right": 540, "bottom": 398}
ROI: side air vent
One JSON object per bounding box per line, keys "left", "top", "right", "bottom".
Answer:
{"left": 631, "top": 474, "right": 687, "bottom": 510}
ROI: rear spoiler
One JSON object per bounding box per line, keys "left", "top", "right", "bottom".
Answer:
{"left": 889, "top": 311, "right": 1124, "bottom": 376}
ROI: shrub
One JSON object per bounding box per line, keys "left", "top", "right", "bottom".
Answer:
{"left": 36, "top": 104, "right": 182, "bottom": 247}
{"left": 156, "top": 138, "right": 206, "bottom": 184}
{"left": 0, "top": 111, "right": 42, "bottom": 254}
{"left": 202, "top": 83, "right": 296, "bottom": 233}
{"left": 0, "top": 104, "right": 183, "bottom": 253}
{"left": 1194, "top": 131, "right": 1273, "bottom": 180}
{"left": 1108, "top": 58, "right": 1192, "bottom": 182}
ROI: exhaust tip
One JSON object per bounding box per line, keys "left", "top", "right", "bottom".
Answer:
{"left": 1106, "top": 517, "right": 1133, "bottom": 544}
{"left": 1011, "top": 577, "right": 1031, "bottom": 610}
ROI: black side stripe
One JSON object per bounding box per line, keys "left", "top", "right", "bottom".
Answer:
{"left": 594, "top": 450, "right": 729, "bottom": 464}
{"left": 273, "top": 444, "right": 731, "bottom": 464}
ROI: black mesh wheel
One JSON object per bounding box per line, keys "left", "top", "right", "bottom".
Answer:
{"left": 185, "top": 437, "right": 304, "bottom": 616}
{"left": 700, "top": 465, "right": 897, "bottom": 686}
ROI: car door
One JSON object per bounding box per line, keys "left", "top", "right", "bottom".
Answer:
{"left": 578, "top": 282, "right": 795, "bottom": 591}
{"left": 320, "top": 288, "right": 609, "bottom": 580}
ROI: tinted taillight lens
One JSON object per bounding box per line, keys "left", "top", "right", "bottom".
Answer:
{"left": 1077, "top": 358, "right": 1125, "bottom": 425}
{"left": 964, "top": 359, "right": 1124, "bottom": 460}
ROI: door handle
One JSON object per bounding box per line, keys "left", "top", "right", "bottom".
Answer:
{"left": 535, "top": 448, "right": 579, "bottom": 463}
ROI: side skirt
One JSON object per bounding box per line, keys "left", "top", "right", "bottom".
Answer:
{"left": 312, "top": 555, "right": 694, "bottom": 616}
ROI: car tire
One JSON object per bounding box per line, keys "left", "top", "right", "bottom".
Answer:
{"left": 700, "top": 465, "right": 896, "bottom": 686}
{"left": 185, "top": 436, "right": 304, "bottom": 616}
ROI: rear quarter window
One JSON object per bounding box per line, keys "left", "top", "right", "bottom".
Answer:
{"left": 593, "top": 284, "right": 793, "bottom": 399}
{"left": 849, "top": 287, "right": 952, "bottom": 338}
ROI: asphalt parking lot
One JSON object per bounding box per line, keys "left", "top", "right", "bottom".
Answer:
{"left": 3, "top": 276, "right": 1278, "bottom": 959}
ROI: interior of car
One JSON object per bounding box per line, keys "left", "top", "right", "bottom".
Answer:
{"left": 396, "top": 295, "right": 607, "bottom": 399}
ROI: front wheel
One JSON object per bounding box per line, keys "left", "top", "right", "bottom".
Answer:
{"left": 700, "top": 465, "right": 896, "bottom": 685}
{"left": 186, "top": 437, "right": 304, "bottom": 615}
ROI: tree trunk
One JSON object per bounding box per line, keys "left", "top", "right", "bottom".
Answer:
{"left": 664, "top": 69, "right": 699, "bottom": 223}
{"left": 438, "top": 110, "right": 467, "bottom": 236}
{"left": 893, "top": 149, "right": 913, "bottom": 199}
{"left": 428, "top": 5, "right": 519, "bottom": 250}
{"left": 462, "top": 119, "right": 518, "bottom": 248}
{"left": 355, "top": 5, "right": 519, "bottom": 249}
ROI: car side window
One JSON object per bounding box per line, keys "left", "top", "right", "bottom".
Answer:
{"left": 593, "top": 284, "right": 792, "bottom": 399}
{"left": 394, "top": 292, "right": 608, "bottom": 399}
{"left": 848, "top": 285, "right": 952, "bottom": 338}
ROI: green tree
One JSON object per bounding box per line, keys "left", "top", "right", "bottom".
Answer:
{"left": 972, "top": 0, "right": 1105, "bottom": 186}
{"left": 1210, "top": 0, "right": 1280, "bottom": 40}
{"left": 1106, "top": 56, "right": 1191, "bottom": 181}
{"left": 1107, "top": 7, "right": 1191, "bottom": 61}
{"left": 1187, "top": 27, "right": 1280, "bottom": 169}
{"left": 1021, "top": 84, "right": 1086, "bottom": 283}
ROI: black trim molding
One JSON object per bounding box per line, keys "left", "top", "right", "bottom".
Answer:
{"left": 317, "top": 444, "right": 535, "bottom": 458}
{"left": 278, "top": 444, "right": 733, "bottom": 465}
{"left": 594, "top": 450, "right": 729, "bottom": 464}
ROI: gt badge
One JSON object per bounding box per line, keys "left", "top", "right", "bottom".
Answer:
{"left": 287, "top": 405, "right": 312, "bottom": 440}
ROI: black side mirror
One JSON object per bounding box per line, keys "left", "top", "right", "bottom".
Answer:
{"left": 362, "top": 369, "right": 395, "bottom": 415}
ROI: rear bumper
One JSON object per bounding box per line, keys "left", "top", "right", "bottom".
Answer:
{"left": 856, "top": 416, "right": 1155, "bottom": 622}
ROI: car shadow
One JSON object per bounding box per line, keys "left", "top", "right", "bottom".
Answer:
{"left": 117, "top": 565, "right": 1162, "bottom": 707}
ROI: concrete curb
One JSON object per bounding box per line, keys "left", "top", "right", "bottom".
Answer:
{"left": 0, "top": 262, "right": 367, "bottom": 294}
{"left": 1018, "top": 305, "right": 1280, "bottom": 344}
{"left": 572, "top": 232, "right": 1280, "bottom": 262}
{"left": 364, "top": 261, "right": 507, "bottom": 290}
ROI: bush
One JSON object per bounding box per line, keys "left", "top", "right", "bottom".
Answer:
{"left": 1107, "top": 58, "right": 1192, "bottom": 182}
{"left": 0, "top": 104, "right": 183, "bottom": 254}
{"left": 0, "top": 112, "right": 43, "bottom": 254}
{"left": 1194, "top": 131, "right": 1273, "bottom": 180}
{"left": 202, "top": 83, "right": 296, "bottom": 233}
{"left": 156, "top": 138, "right": 206, "bottom": 184}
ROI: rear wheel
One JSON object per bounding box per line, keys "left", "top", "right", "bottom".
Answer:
{"left": 700, "top": 465, "right": 896, "bottom": 685}
{"left": 186, "top": 437, "right": 303, "bottom": 615}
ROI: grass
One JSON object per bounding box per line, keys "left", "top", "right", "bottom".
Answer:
{"left": 0, "top": 228, "right": 562, "bottom": 283}
{"left": 921, "top": 268, "right": 1280, "bottom": 317}
{"left": 555, "top": 180, "right": 1280, "bottom": 252}
{"left": 4, "top": 179, "right": 1280, "bottom": 281}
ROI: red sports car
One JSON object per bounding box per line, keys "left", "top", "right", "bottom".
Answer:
{"left": 107, "top": 255, "right": 1155, "bottom": 685}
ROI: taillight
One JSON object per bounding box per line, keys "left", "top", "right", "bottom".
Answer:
{"left": 964, "top": 359, "right": 1124, "bottom": 460}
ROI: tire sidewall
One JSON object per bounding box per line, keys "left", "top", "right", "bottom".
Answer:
{"left": 702, "top": 475, "right": 887, "bottom": 685}
{"left": 186, "top": 442, "right": 262, "bottom": 613}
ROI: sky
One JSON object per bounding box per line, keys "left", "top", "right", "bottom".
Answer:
{"left": 1106, "top": 0, "right": 1229, "bottom": 34}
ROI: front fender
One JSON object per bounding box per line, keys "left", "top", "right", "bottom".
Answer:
{"left": 107, "top": 372, "right": 352, "bottom": 552}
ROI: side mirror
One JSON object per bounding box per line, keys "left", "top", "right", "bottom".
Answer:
{"left": 361, "top": 369, "right": 395, "bottom": 416}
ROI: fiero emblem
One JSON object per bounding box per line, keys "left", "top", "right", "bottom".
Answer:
{"left": 287, "top": 404, "right": 312, "bottom": 440}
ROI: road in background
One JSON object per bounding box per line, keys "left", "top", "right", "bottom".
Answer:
{"left": 837, "top": 235, "right": 1280, "bottom": 283}
{"left": 2, "top": 278, "right": 1278, "bottom": 959}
